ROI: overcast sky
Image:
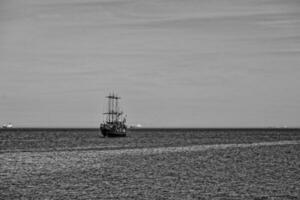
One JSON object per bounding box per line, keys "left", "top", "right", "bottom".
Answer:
{"left": 0, "top": 0, "right": 300, "bottom": 127}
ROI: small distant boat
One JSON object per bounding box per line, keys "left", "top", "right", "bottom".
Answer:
{"left": 2, "top": 123, "right": 13, "bottom": 129}
{"left": 100, "top": 93, "right": 127, "bottom": 137}
{"left": 130, "top": 124, "right": 142, "bottom": 128}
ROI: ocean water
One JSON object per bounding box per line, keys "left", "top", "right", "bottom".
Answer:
{"left": 1, "top": 128, "right": 299, "bottom": 199}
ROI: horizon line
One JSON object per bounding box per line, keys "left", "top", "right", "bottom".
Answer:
{"left": 1, "top": 126, "right": 300, "bottom": 130}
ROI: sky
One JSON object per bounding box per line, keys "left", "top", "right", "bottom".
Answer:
{"left": 0, "top": 0, "right": 300, "bottom": 127}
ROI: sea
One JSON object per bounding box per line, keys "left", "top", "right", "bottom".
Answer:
{"left": 1, "top": 128, "right": 299, "bottom": 199}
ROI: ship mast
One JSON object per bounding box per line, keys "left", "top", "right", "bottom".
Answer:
{"left": 104, "top": 93, "right": 121, "bottom": 123}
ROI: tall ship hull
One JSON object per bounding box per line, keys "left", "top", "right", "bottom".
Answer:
{"left": 100, "top": 93, "right": 127, "bottom": 137}
{"left": 100, "top": 123, "right": 126, "bottom": 137}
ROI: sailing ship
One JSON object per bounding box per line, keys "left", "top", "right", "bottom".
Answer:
{"left": 100, "top": 93, "right": 127, "bottom": 137}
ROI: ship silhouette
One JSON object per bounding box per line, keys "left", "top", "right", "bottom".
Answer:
{"left": 100, "top": 93, "right": 127, "bottom": 137}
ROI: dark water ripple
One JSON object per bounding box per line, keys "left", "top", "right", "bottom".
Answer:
{"left": 0, "top": 128, "right": 299, "bottom": 152}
